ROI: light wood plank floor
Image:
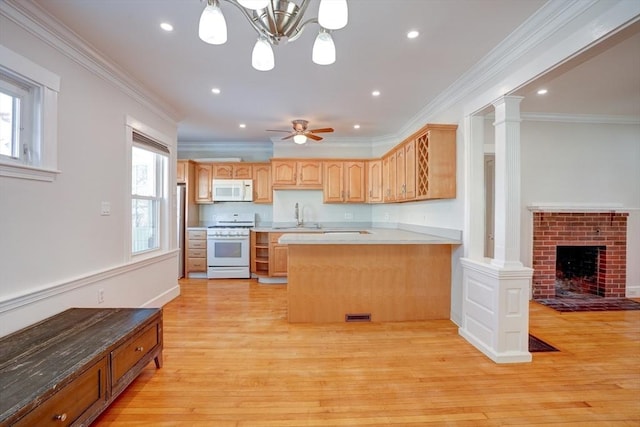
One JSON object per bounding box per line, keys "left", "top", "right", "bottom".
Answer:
{"left": 94, "top": 278, "right": 640, "bottom": 426}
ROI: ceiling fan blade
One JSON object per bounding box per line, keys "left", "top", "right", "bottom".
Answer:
{"left": 266, "top": 129, "right": 290, "bottom": 133}
{"left": 307, "top": 133, "right": 323, "bottom": 141}
{"left": 281, "top": 134, "right": 295, "bottom": 140}
{"left": 307, "top": 127, "right": 334, "bottom": 133}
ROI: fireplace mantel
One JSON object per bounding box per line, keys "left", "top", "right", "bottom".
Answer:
{"left": 527, "top": 202, "right": 626, "bottom": 213}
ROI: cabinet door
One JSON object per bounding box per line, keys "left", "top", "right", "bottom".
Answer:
{"left": 396, "top": 147, "right": 406, "bottom": 201}
{"left": 233, "top": 164, "right": 253, "bottom": 179}
{"left": 272, "top": 160, "right": 297, "bottom": 186}
{"left": 213, "top": 164, "right": 234, "bottom": 178}
{"left": 270, "top": 244, "right": 289, "bottom": 276}
{"left": 252, "top": 164, "right": 272, "bottom": 203}
{"left": 297, "top": 161, "right": 322, "bottom": 187}
{"left": 387, "top": 153, "right": 397, "bottom": 202}
{"left": 404, "top": 139, "right": 416, "bottom": 200}
{"left": 177, "top": 160, "right": 187, "bottom": 183}
{"left": 344, "top": 161, "right": 366, "bottom": 203}
{"left": 195, "top": 164, "right": 213, "bottom": 203}
{"left": 367, "top": 160, "right": 383, "bottom": 203}
{"left": 425, "top": 126, "right": 457, "bottom": 199}
{"left": 323, "top": 161, "right": 344, "bottom": 203}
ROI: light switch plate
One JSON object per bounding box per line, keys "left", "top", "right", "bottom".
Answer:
{"left": 101, "top": 201, "right": 111, "bottom": 216}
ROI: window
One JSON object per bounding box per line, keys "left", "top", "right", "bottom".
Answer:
{"left": 131, "top": 131, "right": 169, "bottom": 255}
{"left": 0, "top": 44, "right": 60, "bottom": 181}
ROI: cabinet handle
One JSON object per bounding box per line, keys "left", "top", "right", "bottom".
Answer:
{"left": 54, "top": 413, "right": 68, "bottom": 422}
{"left": 135, "top": 346, "right": 144, "bottom": 352}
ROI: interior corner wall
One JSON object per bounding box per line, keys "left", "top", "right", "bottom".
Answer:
{"left": 519, "top": 120, "right": 640, "bottom": 293}
{"left": 0, "top": 12, "right": 180, "bottom": 335}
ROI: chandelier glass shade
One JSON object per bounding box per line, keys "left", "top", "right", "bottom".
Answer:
{"left": 198, "top": 0, "right": 348, "bottom": 70}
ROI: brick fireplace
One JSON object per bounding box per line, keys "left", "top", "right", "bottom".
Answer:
{"left": 532, "top": 212, "right": 628, "bottom": 299}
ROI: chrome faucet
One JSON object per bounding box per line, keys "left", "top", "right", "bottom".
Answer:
{"left": 295, "top": 202, "right": 303, "bottom": 226}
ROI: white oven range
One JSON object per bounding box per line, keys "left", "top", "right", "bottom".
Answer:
{"left": 206, "top": 213, "right": 255, "bottom": 279}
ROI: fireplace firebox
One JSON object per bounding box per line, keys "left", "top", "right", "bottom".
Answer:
{"left": 532, "top": 212, "right": 627, "bottom": 299}
{"left": 556, "top": 245, "right": 605, "bottom": 297}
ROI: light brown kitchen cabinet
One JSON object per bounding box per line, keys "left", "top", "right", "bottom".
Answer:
{"left": 213, "top": 163, "right": 253, "bottom": 179}
{"left": 177, "top": 160, "right": 187, "bottom": 183}
{"left": 250, "top": 231, "right": 269, "bottom": 276}
{"left": 271, "top": 159, "right": 322, "bottom": 189}
{"left": 269, "top": 233, "right": 288, "bottom": 277}
{"left": 323, "top": 160, "right": 365, "bottom": 203}
{"left": 414, "top": 124, "right": 457, "bottom": 200}
{"left": 366, "top": 159, "right": 383, "bottom": 203}
{"left": 395, "top": 146, "right": 406, "bottom": 201}
{"left": 404, "top": 139, "right": 416, "bottom": 199}
{"left": 383, "top": 151, "right": 397, "bottom": 202}
{"left": 195, "top": 164, "right": 213, "bottom": 203}
{"left": 252, "top": 163, "right": 272, "bottom": 203}
{"left": 186, "top": 229, "right": 207, "bottom": 276}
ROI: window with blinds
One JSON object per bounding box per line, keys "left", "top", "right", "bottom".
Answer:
{"left": 131, "top": 131, "right": 168, "bottom": 254}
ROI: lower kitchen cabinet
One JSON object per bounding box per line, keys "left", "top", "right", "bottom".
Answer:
{"left": 269, "top": 233, "right": 288, "bottom": 277}
{"left": 186, "top": 228, "right": 207, "bottom": 277}
{"left": 250, "top": 231, "right": 269, "bottom": 276}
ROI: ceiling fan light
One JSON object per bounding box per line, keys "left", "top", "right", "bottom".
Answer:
{"left": 318, "top": 0, "right": 348, "bottom": 30}
{"left": 252, "top": 38, "right": 275, "bottom": 71}
{"left": 199, "top": 0, "right": 227, "bottom": 45}
{"left": 312, "top": 30, "right": 336, "bottom": 65}
{"left": 293, "top": 134, "right": 307, "bottom": 144}
{"left": 238, "top": 0, "right": 270, "bottom": 10}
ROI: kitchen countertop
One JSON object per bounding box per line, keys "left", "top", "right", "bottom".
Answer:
{"left": 277, "top": 227, "right": 461, "bottom": 245}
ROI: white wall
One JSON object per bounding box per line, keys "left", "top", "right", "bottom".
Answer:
{"left": 0, "top": 6, "right": 180, "bottom": 335}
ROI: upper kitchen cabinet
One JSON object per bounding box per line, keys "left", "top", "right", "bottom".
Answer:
{"left": 252, "top": 163, "right": 272, "bottom": 204}
{"left": 382, "top": 151, "right": 396, "bottom": 203}
{"left": 323, "top": 160, "right": 366, "bottom": 203}
{"left": 177, "top": 160, "right": 187, "bottom": 183}
{"left": 414, "top": 124, "right": 457, "bottom": 200}
{"left": 213, "top": 163, "right": 252, "bottom": 179}
{"left": 195, "top": 164, "right": 213, "bottom": 203}
{"left": 366, "top": 160, "right": 383, "bottom": 203}
{"left": 271, "top": 159, "right": 323, "bottom": 189}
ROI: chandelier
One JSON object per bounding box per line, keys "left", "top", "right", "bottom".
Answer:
{"left": 198, "top": 0, "right": 349, "bottom": 71}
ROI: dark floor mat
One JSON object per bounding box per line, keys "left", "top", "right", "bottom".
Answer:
{"left": 529, "top": 334, "right": 559, "bottom": 352}
{"left": 535, "top": 297, "right": 640, "bottom": 312}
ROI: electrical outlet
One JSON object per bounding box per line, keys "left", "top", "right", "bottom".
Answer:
{"left": 344, "top": 212, "right": 353, "bottom": 220}
{"left": 98, "top": 288, "right": 104, "bottom": 304}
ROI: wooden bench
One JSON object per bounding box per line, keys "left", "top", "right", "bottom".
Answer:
{"left": 0, "top": 308, "right": 163, "bottom": 426}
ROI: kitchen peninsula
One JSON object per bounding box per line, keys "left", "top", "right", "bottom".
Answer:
{"left": 280, "top": 228, "right": 460, "bottom": 323}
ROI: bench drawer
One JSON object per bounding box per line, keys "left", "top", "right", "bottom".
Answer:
{"left": 13, "top": 358, "right": 108, "bottom": 427}
{"left": 111, "top": 322, "right": 159, "bottom": 385}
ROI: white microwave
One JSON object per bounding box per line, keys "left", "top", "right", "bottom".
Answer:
{"left": 212, "top": 179, "right": 253, "bottom": 202}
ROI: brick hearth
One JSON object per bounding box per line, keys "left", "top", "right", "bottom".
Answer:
{"left": 532, "top": 212, "right": 628, "bottom": 299}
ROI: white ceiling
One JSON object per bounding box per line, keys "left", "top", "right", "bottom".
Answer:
{"left": 31, "top": 0, "right": 640, "bottom": 145}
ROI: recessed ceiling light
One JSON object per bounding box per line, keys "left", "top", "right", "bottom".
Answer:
{"left": 372, "top": 90, "right": 381, "bottom": 97}
{"left": 211, "top": 87, "right": 221, "bottom": 94}
{"left": 239, "top": 123, "right": 246, "bottom": 128}
{"left": 160, "top": 22, "right": 173, "bottom": 32}
{"left": 537, "top": 88, "right": 548, "bottom": 95}
{"left": 407, "top": 30, "right": 419, "bottom": 39}
{"left": 353, "top": 124, "right": 360, "bottom": 129}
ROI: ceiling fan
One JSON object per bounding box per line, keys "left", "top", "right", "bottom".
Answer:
{"left": 267, "top": 119, "right": 334, "bottom": 144}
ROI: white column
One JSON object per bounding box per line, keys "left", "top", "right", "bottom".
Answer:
{"left": 491, "top": 96, "right": 523, "bottom": 268}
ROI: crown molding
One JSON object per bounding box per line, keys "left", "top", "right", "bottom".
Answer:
{"left": 0, "top": 0, "right": 180, "bottom": 125}
{"left": 483, "top": 112, "right": 640, "bottom": 125}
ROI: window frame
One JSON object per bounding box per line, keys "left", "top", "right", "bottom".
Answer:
{"left": 0, "top": 44, "right": 60, "bottom": 182}
{"left": 126, "top": 117, "right": 173, "bottom": 259}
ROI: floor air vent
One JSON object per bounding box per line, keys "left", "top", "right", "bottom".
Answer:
{"left": 345, "top": 313, "right": 371, "bottom": 322}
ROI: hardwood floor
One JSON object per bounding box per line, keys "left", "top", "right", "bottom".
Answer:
{"left": 94, "top": 278, "right": 640, "bottom": 426}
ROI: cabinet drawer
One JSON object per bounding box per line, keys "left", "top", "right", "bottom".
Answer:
{"left": 13, "top": 357, "right": 108, "bottom": 427}
{"left": 111, "top": 323, "right": 159, "bottom": 385}
{"left": 188, "top": 248, "right": 206, "bottom": 258}
{"left": 188, "top": 239, "right": 207, "bottom": 249}
{"left": 187, "top": 230, "right": 206, "bottom": 240}
{"left": 187, "top": 258, "right": 206, "bottom": 271}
